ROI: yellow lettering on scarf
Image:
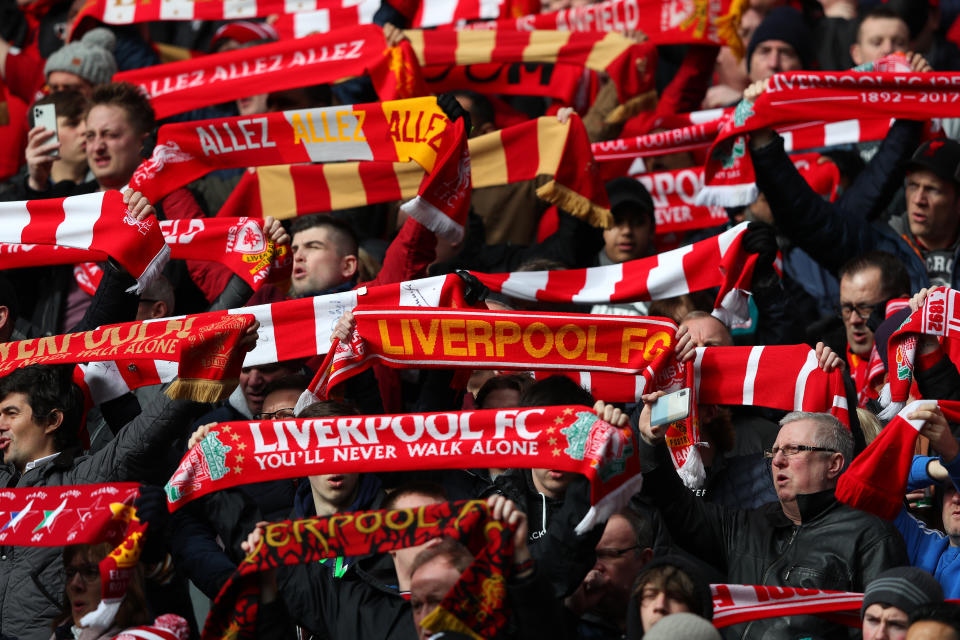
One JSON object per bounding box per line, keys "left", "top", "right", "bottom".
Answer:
{"left": 380, "top": 98, "right": 446, "bottom": 172}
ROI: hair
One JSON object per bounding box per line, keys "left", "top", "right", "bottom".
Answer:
{"left": 515, "top": 257, "right": 570, "bottom": 272}
{"left": 410, "top": 536, "right": 474, "bottom": 578}
{"left": 680, "top": 310, "right": 734, "bottom": 344}
{"left": 289, "top": 214, "right": 360, "bottom": 259}
{"left": 519, "top": 375, "right": 594, "bottom": 408}
{"left": 451, "top": 90, "right": 494, "bottom": 131}
{"left": 0, "top": 273, "right": 19, "bottom": 324}
{"left": 0, "top": 365, "right": 84, "bottom": 452}
{"left": 139, "top": 274, "right": 175, "bottom": 315}
{"left": 356, "top": 246, "right": 383, "bottom": 284}
{"left": 648, "top": 293, "right": 713, "bottom": 323}
{"left": 382, "top": 480, "right": 448, "bottom": 510}
{"left": 779, "top": 411, "right": 854, "bottom": 468}
{"left": 260, "top": 373, "right": 312, "bottom": 402}
{"left": 857, "top": 408, "right": 883, "bottom": 445}
{"left": 296, "top": 399, "right": 360, "bottom": 419}
{"left": 838, "top": 251, "right": 911, "bottom": 300}
{"left": 29, "top": 90, "right": 90, "bottom": 128}
{"left": 909, "top": 603, "right": 960, "bottom": 636}
{"left": 616, "top": 507, "right": 654, "bottom": 552}
{"left": 855, "top": 5, "right": 909, "bottom": 43}
{"left": 632, "top": 564, "right": 699, "bottom": 609}
{"left": 475, "top": 373, "right": 534, "bottom": 410}
{"left": 87, "top": 82, "right": 156, "bottom": 137}
{"left": 53, "top": 542, "right": 148, "bottom": 631}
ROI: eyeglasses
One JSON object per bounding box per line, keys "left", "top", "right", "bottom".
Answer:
{"left": 764, "top": 444, "right": 838, "bottom": 459}
{"left": 255, "top": 408, "right": 296, "bottom": 420}
{"left": 838, "top": 301, "right": 882, "bottom": 321}
{"left": 64, "top": 563, "right": 100, "bottom": 582}
{"left": 595, "top": 545, "right": 641, "bottom": 560}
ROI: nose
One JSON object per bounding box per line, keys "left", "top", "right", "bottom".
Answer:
{"left": 245, "top": 369, "right": 265, "bottom": 389}
{"left": 652, "top": 592, "right": 668, "bottom": 613}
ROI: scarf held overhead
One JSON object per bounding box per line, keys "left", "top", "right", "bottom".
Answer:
{"left": 217, "top": 115, "right": 611, "bottom": 228}
{"left": 0, "top": 483, "right": 145, "bottom": 630}
{"left": 712, "top": 584, "right": 864, "bottom": 628}
{"left": 203, "top": 500, "right": 517, "bottom": 640}
{"left": 113, "top": 26, "right": 427, "bottom": 119}
{"left": 0, "top": 191, "right": 168, "bottom": 294}
{"left": 165, "top": 405, "right": 642, "bottom": 534}
{"left": 0, "top": 312, "right": 255, "bottom": 402}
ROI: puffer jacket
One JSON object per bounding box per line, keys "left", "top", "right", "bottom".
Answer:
{"left": 0, "top": 385, "right": 206, "bottom": 640}
{"left": 639, "top": 444, "right": 907, "bottom": 640}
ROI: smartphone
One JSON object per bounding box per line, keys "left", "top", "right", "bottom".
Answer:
{"left": 33, "top": 104, "right": 59, "bottom": 157}
{"left": 650, "top": 388, "right": 691, "bottom": 427}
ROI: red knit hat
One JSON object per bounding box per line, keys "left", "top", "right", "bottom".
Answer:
{"left": 210, "top": 21, "right": 279, "bottom": 52}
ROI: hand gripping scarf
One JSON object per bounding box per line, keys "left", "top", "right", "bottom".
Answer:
{"left": 0, "top": 191, "right": 168, "bottom": 294}
{"left": 0, "top": 217, "right": 290, "bottom": 292}
{"left": 130, "top": 98, "right": 471, "bottom": 242}
{"left": 166, "top": 405, "right": 642, "bottom": 533}
{"left": 693, "top": 53, "right": 960, "bottom": 206}
{"left": 404, "top": 28, "right": 656, "bottom": 121}
{"left": 112, "top": 25, "right": 427, "bottom": 119}
{"left": 0, "top": 311, "right": 255, "bottom": 402}
{"left": 472, "top": 221, "right": 757, "bottom": 328}
{"left": 0, "top": 483, "right": 145, "bottom": 630}
{"left": 309, "top": 307, "right": 676, "bottom": 401}
{"left": 202, "top": 500, "right": 519, "bottom": 640}
{"left": 454, "top": 0, "right": 747, "bottom": 55}
{"left": 217, "top": 115, "right": 611, "bottom": 228}
{"left": 880, "top": 287, "right": 960, "bottom": 419}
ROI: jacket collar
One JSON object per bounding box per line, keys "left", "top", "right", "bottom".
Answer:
{"left": 766, "top": 489, "right": 838, "bottom": 526}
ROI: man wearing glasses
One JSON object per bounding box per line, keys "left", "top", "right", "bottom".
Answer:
{"left": 636, "top": 402, "right": 907, "bottom": 640}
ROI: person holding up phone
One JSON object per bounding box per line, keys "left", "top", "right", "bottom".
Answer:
{"left": 21, "top": 91, "right": 93, "bottom": 197}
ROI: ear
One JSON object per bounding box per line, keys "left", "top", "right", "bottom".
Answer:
{"left": 639, "top": 547, "right": 654, "bottom": 566}
{"left": 0, "top": 306, "right": 9, "bottom": 330}
{"left": 850, "top": 44, "right": 863, "bottom": 66}
{"left": 150, "top": 300, "right": 168, "bottom": 319}
{"left": 43, "top": 409, "right": 64, "bottom": 436}
{"left": 341, "top": 254, "right": 358, "bottom": 280}
{"left": 827, "top": 452, "right": 845, "bottom": 479}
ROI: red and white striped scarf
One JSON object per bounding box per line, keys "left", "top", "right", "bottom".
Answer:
{"left": 0, "top": 191, "right": 168, "bottom": 294}
{"left": 711, "top": 584, "right": 863, "bottom": 629}
{"left": 2, "top": 217, "right": 290, "bottom": 292}
{"left": 113, "top": 26, "right": 426, "bottom": 119}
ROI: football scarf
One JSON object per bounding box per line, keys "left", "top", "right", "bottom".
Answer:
{"left": 203, "top": 500, "right": 520, "bottom": 640}
{"left": 165, "top": 405, "right": 643, "bottom": 534}
{"left": 0, "top": 191, "right": 168, "bottom": 294}
{"left": 837, "top": 399, "right": 960, "bottom": 519}
{"left": 217, "top": 115, "right": 611, "bottom": 228}
{"left": 694, "top": 54, "right": 960, "bottom": 206}
{"left": 0, "top": 311, "right": 255, "bottom": 402}
{"left": 454, "top": 0, "right": 747, "bottom": 54}
{"left": 712, "top": 584, "right": 863, "bottom": 628}
{"left": 472, "top": 221, "right": 757, "bottom": 328}
{"left": 881, "top": 287, "right": 960, "bottom": 419}
{"left": 310, "top": 307, "right": 676, "bottom": 400}
{"left": 404, "top": 28, "right": 656, "bottom": 117}
{"left": 0, "top": 483, "right": 145, "bottom": 630}
{"left": 113, "top": 26, "right": 427, "bottom": 119}
{"left": 129, "top": 98, "right": 471, "bottom": 241}
{"left": 1, "top": 217, "right": 290, "bottom": 291}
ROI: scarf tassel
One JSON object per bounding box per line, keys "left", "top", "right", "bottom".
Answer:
{"left": 80, "top": 599, "right": 122, "bottom": 630}
{"left": 421, "top": 606, "right": 484, "bottom": 640}
{"left": 715, "top": 0, "right": 749, "bottom": 60}
{"left": 605, "top": 90, "right": 658, "bottom": 125}
{"left": 535, "top": 181, "right": 613, "bottom": 228}
{"left": 166, "top": 376, "right": 238, "bottom": 403}
{"left": 575, "top": 472, "right": 645, "bottom": 535}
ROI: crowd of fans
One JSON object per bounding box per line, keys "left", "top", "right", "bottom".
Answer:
{"left": 7, "top": 0, "right": 960, "bottom": 638}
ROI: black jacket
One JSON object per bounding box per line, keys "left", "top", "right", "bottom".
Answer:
{"left": 639, "top": 444, "right": 907, "bottom": 639}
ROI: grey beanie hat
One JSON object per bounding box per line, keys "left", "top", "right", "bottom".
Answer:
{"left": 644, "top": 613, "right": 721, "bottom": 640}
{"left": 861, "top": 566, "right": 944, "bottom": 618}
{"left": 44, "top": 27, "right": 117, "bottom": 86}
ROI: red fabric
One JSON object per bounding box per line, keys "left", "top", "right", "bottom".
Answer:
{"left": 4, "top": 47, "right": 46, "bottom": 104}
{"left": 0, "top": 94, "right": 28, "bottom": 182}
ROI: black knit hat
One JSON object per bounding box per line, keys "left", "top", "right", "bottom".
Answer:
{"left": 606, "top": 177, "right": 655, "bottom": 225}
{"left": 861, "top": 566, "right": 943, "bottom": 618}
{"left": 746, "top": 6, "right": 814, "bottom": 72}
{"left": 907, "top": 139, "right": 960, "bottom": 186}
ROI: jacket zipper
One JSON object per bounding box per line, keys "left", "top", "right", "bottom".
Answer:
{"left": 743, "top": 524, "right": 801, "bottom": 638}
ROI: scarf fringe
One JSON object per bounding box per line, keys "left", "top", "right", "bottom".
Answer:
{"left": 129, "top": 243, "right": 171, "bottom": 294}
{"left": 400, "top": 195, "right": 465, "bottom": 243}
{"left": 165, "top": 377, "right": 238, "bottom": 403}
{"left": 677, "top": 445, "right": 707, "bottom": 490}
{"left": 535, "top": 180, "right": 613, "bottom": 228}
{"left": 694, "top": 182, "right": 759, "bottom": 208}
{"left": 80, "top": 598, "right": 121, "bottom": 629}
{"left": 605, "top": 90, "right": 658, "bottom": 125}
{"left": 421, "top": 606, "right": 483, "bottom": 640}
{"left": 711, "top": 287, "right": 752, "bottom": 330}
{"left": 575, "top": 472, "right": 644, "bottom": 535}
{"left": 715, "top": 0, "right": 749, "bottom": 59}
{"left": 295, "top": 388, "right": 322, "bottom": 416}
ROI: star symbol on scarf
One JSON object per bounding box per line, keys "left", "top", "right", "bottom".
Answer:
{"left": 553, "top": 417, "right": 564, "bottom": 425}
{"left": 230, "top": 433, "right": 241, "bottom": 442}
{"left": 221, "top": 425, "right": 232, "bottom": 433}
{"left": 235, "top": 454, "right": 245, "bottom": 465}
{"left": 548, "top": 437, "right": 557, "bottom": 446}
{"left": 32, "top": 499, "right": 68, "bottom": 533}
{"left": 237, "top": 442, "right": 247, "bottom": 451}
{"left": 3, "top": 500, "right": 33, "bottom": 532}
{"left": 546, "top": 426, "right": 556, "bottom": 435}
{"left": 552, "top": 448, "right": 562, "bottom": 457}
{"left": 563, "top": 408, "right": 574, "bottom": 417}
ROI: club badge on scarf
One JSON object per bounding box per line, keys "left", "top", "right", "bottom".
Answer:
{"left": 203, "top": 500, "right": 515, "bottom": 640}
{"left": 0, "top": 191, "right": 168, "bottom": 294}
{"left": 0, "top": 484, "right": 145, "bottom": 630}
{"left": 114, "top": 25, "right": 427, "bottom": 119}
{"left": 0, "top": 312, "right": 255, "bottom": 403}
{"left": 166, "top": 405, "right": 642, "bottom": 532}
